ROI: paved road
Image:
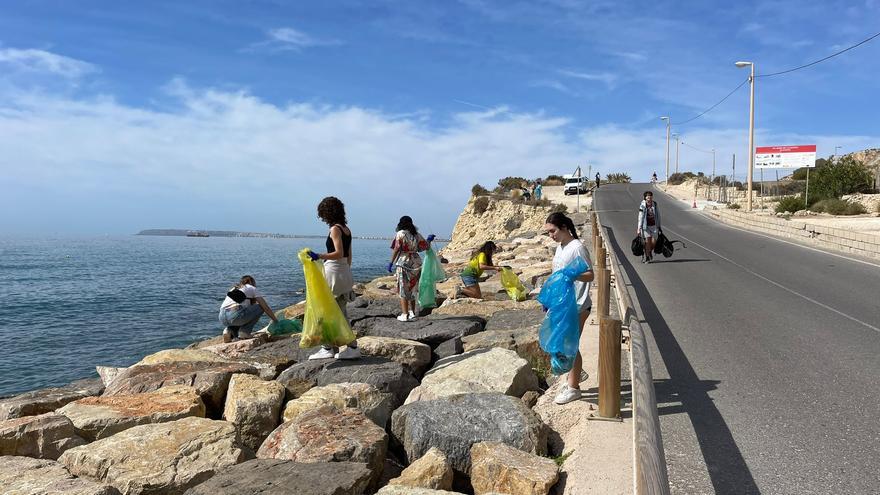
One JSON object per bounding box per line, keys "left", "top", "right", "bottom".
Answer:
{"left": 595, "top": 184, "right": 880, "bottom": 495}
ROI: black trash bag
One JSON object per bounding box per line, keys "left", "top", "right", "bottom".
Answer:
{"left": 631, "top": 235, "right": 645, "bottom": 257}
{"left": 655, "top": 230, "right": 685, "bottom": 258}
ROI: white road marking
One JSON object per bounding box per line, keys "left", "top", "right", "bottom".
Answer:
{"left": 664, "top": 227, "right": 880, "bottom": 334}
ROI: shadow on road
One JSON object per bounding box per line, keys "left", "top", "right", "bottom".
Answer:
{"left": 652, "top": 258, "right": 711, "bottom": 264}
{"left": 605, "top": 226, "right": 761, "bottom": 495}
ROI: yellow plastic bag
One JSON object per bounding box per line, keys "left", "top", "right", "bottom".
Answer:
{"left": 297, "top": 249, "right": 356, "bottom": 348}
{"left": 501, "top": 267, "right": 527, "bottom": 302}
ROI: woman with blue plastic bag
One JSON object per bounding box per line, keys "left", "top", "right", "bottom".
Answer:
{"left": 541, "top": 212, "right": 594, "bottom": 405}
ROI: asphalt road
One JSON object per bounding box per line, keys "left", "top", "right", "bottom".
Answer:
{"left": 594, "top": 184, "right": 880, "bottom": 495}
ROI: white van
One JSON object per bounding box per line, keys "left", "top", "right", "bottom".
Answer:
{"left": 563, "top": 175, "right": 589, "bottom": 195}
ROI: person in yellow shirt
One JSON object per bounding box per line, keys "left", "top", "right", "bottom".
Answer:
{"left": 456, "top": 241, "right": 504, "bottom": 299}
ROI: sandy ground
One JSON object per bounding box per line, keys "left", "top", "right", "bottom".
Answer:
{"left": 542, "top": 185, "right": 593, "bottom": 214}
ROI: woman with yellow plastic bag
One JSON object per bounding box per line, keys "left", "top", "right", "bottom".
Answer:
{"left": 301, "top": 197, "right": 359, "bottom": 360}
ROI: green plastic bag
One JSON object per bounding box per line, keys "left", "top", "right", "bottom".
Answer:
{"left": 267, "top": 318, "right": 302, "bottom": 336}
{"left": 501, "top": 267, "right": 527, "bottom": 302}
{"left": 297, "top": 249, "right": 356, "bottom": 348}
{"left": 417, "top": 247, "right": 446, "bottom": 309}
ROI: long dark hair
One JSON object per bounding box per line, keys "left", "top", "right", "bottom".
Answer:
{"left": 473, "top": 241, "right": 497, "bottom": 266}
{"left": 237, "top": 275, "right": 256, "bottom": 288}
{"left": 317, "top": 197, "right": 347, "bottom": 226}
{"left": 396, "top": 215, "right": 418, "bottom": 236}
{"left": 545, "top": 212, "right": 579, "bottom": 240}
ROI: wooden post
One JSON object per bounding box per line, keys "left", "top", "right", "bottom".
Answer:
{"left": 596, "top": 267, "right": 610, "bottom": 318}
{"left": 591, "top": 213, "right": 599, "bottom": 254}
{"left": 598, "top": 316, "right": 622, "bottom": 418}
{"left": 596, "top": 244, "right": 606, "bottom": 270}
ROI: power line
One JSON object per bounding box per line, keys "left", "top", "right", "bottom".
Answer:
{"left": 673, "top": 78, "right": 748, "bottom": 127}
{"left": 681, "top": 141, "right": 714, "bottom": 154}
{"left": 758, "top": 30, "right": 880, "bottom": 78}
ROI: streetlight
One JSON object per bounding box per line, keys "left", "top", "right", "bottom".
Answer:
{"left": 736, "top": 60, "right": 755, "bottom": 211}
{"left": 834, "top": 145, "right": 842, "bottom": 162}
{"left": 672, "top": 133, "right": 680, "bottom": 175}
{"left": 661, "top": 117, "right": 670, "bottom": 190}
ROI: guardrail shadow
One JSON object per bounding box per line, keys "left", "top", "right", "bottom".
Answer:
{"left": 605, "top": 226, "right": 761, "bottom": 495}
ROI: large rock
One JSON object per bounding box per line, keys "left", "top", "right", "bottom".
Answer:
{"left": 59, "top": 417, "right": 249, "bottom": 495}
{"left": 0, "top": 456, "right": 119, "bottom": 495}
{"left": 58, "top": 386, "right": 205, "bottom": 441}
{"left": 391, "top": 393, "right": 547, "bottom": 474}
{"left": 518, "top": 263, "right": 554, "bottom": 288}
{"left": 389, "top": 447, "right": 453, "bottom": 491}
{"left": 431, "top": 299, "right": 542, "bottom": 320}
{"left": 257, "top": 406, "right": 387, "bottom": 488}
{"left": 282, "top": 382, "right": 392, "bottom": 428}
{"left": 470, "top": 441, "right": 559, "bottom": 495}
{"left": 135, "top": 349, "right": 234, "bottom": 366}
{"left": 201, "top": 335, "right": 270, "bottom": 360}
{"left": 96, "top": 366, "right": 126, "bottom": 387}
{"left": 484, "top": 309, "right": 545, "bottom": 332}
{"left": 353, "top": 316, "right": 484, "bottom": 348}
{"left": 0, "top": 379, "right": 104, "bottom": 420}
{"left": 377, "top": 485, "right": 464, "bottom": 494}
{"left": 277, "top": 301, "right": 306, "bottom": 320}
{"left": 276, "top": 356, "right": 419, "bottom": 410}
{"left": 223, "top": 374, "right": 285, "bottom": 451}
{"left": 102, "top": 361, "right": 258, "bottom": 417}
{"left": 461, "top": 324, "right": 548, "bottom": 372}
{"left": 0, "top": 413, "right": 86, "bottom": 459}
{"left": 183, "top": 459, "right": 372, "bottom": 495}
{"left": 233, "top": 335, "right": 319, "bottom": 379}
{"left": 405, "top": 348, "right": 538, "bottom": 404}
{"left": 432, "top": 337, "right": 463, "bottom": 361}
{"left": 347, "top": 296, "right": 402, "bottom": 322}
{"left": 357, "top": 336, "right": 432, "bottom": 377}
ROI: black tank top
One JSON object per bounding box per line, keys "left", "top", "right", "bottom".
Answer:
{"left": 326, "top": 225, "right": 352, "bottom": 257}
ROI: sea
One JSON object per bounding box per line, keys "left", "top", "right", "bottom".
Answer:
{"left": 0, "top": 235, "right": 412, "bottom": 397}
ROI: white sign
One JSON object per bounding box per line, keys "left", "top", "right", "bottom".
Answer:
{"left": 755, "top": 145, "right": 817, "bottom": 169}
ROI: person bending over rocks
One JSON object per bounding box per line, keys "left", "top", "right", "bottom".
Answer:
{"left": 544, "top": 212, "right": 595, "bottom": 404}
{"left": 306, "top": 196, "right": 361, "bottom": 360}
{"left": 388, "top": 216, "right": 434, "bottom": 322}
{"left": 219, "top": 275, "right": 278, "bottom": 343}
{"left": 455, "top": 241, "right": 505, "bottom": 299}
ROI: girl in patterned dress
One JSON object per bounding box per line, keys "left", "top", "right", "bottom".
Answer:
{"left": 388, "top": 216, "right": 432, "bottom": 321}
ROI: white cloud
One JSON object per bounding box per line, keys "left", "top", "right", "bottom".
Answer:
{"left": 557, "top": 69, "right": 619, "bottom": 89}
{"left": 0, "top": 48, "right": 96, "bottom": 78}
{"left": 248, "top": 27, "right": 342, "bottom": 52}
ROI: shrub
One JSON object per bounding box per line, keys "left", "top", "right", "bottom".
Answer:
{"left": 775, "top": 195, "right": 804, "bottom": 214}
{"left": 776, "top": 181, "right": 805, "bottom": 196}
{"left": 791, "top": 158, "right": 829, "bottom": 180}
{"left": 668, "top": 172, "right": 696, "bottom": 185}
{"left": 496, "top": 176, "right": 529, "bottom": 192}
{"left": 473, "top": 196, "right": 490, "bottom": 215}
{"left": 809, "top": 198, "right": 866, "bottom": 215}
{"left": 551, "top": 203, "right": 568, "bottom": 213}
{"left": 606, "top": 172, "right": 631, "bottom": 183}
{"left": 727, "top": 203, "right": 741, "bottom": 209}
{"left": 810, "top": 156, "right": 873, "bottom": 200}
{"left": 471, "top": 183, "right": 489, "bottom": 196}
{"left": 544, "top": 174, "right": 564, "bottom": 183}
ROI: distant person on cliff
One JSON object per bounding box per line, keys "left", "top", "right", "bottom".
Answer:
{"left": 388, "top": 216, "right": 434, "bottom": 322}
{"left": 219, "top": 275, "right": 278, "bottom": 343}
{"left": 544, "top": 212, "right": 594, "bottom": 405}
{"left": 534, "top": 179, "right": 543, "bottom": 201}
{"left": 455, "top": 241, "right": 505, "bottom": 299}
{"left": 595, "top": 172, "right": 601, "bottom": 189}
{"left": 637, "top": 191, "right": 661, "bottom": 264}
{"left": 306, "top": 196, "right": 361, "bottom": 360}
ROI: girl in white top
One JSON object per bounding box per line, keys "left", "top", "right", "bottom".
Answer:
{"left": 218, "top": 275, "right": 278, "bottom": 343}
{"left": 544, "top": 212, "right": 595, "bottom": 405}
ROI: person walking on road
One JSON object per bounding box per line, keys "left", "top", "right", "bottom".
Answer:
{"left": 595, "top": 172, "right": 600, "bottom": 189}
{"left": 637, "top": 191, "right": 661, "bottom": 263}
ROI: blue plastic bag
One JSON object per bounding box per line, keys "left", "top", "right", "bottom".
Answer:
{"left": 536, "top": 256, "right": 588, "bottom": 375}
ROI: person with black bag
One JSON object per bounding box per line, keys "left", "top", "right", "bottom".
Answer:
{"left": 218, "top": 275, "right": 278, "bottom": 343}
{"left": 637, "top": 191, "right": 661, "bottom": 263}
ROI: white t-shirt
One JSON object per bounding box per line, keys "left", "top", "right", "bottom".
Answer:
{"left": 552, "top": 239, "right": 592, "bottom": 310}
{"left": 220, "top": 284, "right": 261, "bottom": 310}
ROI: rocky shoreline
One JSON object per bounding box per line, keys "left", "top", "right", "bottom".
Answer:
{"left": 0, "top": 194, "right": 598, "bottom": 495}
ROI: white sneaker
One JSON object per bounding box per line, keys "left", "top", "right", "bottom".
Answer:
{"left": 308, "top": 348, "right": 336, "bottom": 360}
{"left": 334, "top": 346, "right": 362, "bottom": 360}
{"left": 408, "top": 310, "right": 417, "bottom": 320}
{"left": 554, "top": 385, "right": 582, "bottom": 405}
{"left": 222, "top": 328, "right": 232, "bottom": 343}
{"left": 396, "top": 314, "right": 409, "bottom": 322}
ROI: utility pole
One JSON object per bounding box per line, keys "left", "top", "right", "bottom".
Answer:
{"left": 673, "top": 134, "right": 680, "bottom": 175}
{"left": 736, "top": 61, "right": 756, "bottom": 211}
{"left": 661, "top": 117, "right": 671, "bottom": 191}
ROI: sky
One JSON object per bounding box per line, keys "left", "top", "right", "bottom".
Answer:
{"left": 1, "top": 0, "right": 879, "bottom": 236}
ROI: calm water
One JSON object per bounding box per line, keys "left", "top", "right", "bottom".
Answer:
{"left": 0, "top": 235, "right": 400, "bottom": 396}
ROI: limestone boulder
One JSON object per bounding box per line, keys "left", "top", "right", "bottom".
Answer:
{"left": 135, "top": 349, "right": 233, "bottom": 366}
{"left": 222, "top": 374, "right": 285, "bottom": 451}
{"left": 347, "top": 296, "right": 402, "bottom": 322}
{"left": 432, "top": 337, "right": 463, "bottom": 361}
{"left": 102, "top": 361, "right": 258, "bottom": 417}
{"left": 431, "top": 299, "right": 541, "bottom": 320}
{"left": 202, "top": 335, "right": 269, "bottom": 360}
{"left": 518, "top": 264, "right": 553, "bottom": 288}
{"left": 485, "top": 309, "right": 545, "bottom": 332}
{"left": 183, "top": 459, "right": 372, "bottom": 495}
{"left": 257, "top": 406, "right": 387, "bottom": 488}
{"left": 391, "top": 393, "right": 547, "bottom": 474}
{"left": 233, "top": 335, "right": 320, "bottom": 379}
{"left": 0, "top": 413, "right": 85, "bottom": 459}
{"left": 388, "top": 447, "right": 453, "bottom": 491}
{"left": 282, "top": 382, "right": 392, "bottom": 427}
{"left": 357, "top": 336, "right": 432, "bottom": 377}
{"left": 276, "top": 356, "right": 419, "bottom": 410}
{"left": 0, "top": 456, "right": 119, "bottom": 495}
{"left": 405, "top": 348, "right": 538, "bottom": 404}
{"left": 96, "top": 366, "right": 126, "bottom": 387}
{"left": 58, "top": 385, "right": 205, "bottom": 441}
{"left": 59, "top": 417, "right": 249, "bottom": 495}
{"left": 353, "top": 316, "right": 484, "bottom": 348}
{"left": 0, "top": 378, "right": 103, "bottom": 420}
{"left": 470, "top": 441, "right": 559, "bottom": 495}
{"left": 361, "top": 276, "right": 398, "bottom": 299}
{"left": 461, "top": 324, "right": 548, "bottom": 372}
{"left": 377, "top": 485, "right": 464, "bottom": 494}
{"left": 277, "top": 301, "right": 306, "bottom": 320}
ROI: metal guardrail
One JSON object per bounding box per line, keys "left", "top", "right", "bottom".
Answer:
{"left": 593, "top": 212, "right": 671, "bottom": 495}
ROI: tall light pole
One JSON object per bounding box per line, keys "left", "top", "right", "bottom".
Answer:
{"left": 736, "top": 61, "right": 755, "bottom": 211}
{"left": 834, "top": 145, "right": 842, "bottom": 163}
{"left": 672, "top": 133, "right": 680, "bottom": 175}
{"left": 661, "top": 117, "right": 671, "bottom": 190}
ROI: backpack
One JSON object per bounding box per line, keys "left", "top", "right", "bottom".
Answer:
{"left": 654, "top": 230, "right": 685, "bottom": 258}
{"left": 631, "top": 235, "right": 645, "bottom": 257}
{"left": 226, "top": 287, "right": 247, "bottom": 303}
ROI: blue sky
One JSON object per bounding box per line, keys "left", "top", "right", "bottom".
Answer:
{"left": 1, "top": 0, "right": 878, "bottom": 236}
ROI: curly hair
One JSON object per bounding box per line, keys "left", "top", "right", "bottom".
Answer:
{"left": 396, "top": 215, "right": 418, "bottom": 236}
{"left": 317, "top": 197, "right": 347, "bottom": 226}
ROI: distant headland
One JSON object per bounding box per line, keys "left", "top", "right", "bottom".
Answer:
{"left": 136, "top": 229, "right": 393, "bottom": 240}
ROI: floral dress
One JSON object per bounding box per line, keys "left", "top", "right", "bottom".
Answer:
{"left": 392, "top": 230, "right": 426, "bottom": 300}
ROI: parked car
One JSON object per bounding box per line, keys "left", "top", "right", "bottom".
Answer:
{"left": 563, "top": 176, "right": 589, "bottom": 195}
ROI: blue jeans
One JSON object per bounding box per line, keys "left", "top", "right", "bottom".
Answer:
{"left": 218, "top": 304, "right": 264, "bottom": 338}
